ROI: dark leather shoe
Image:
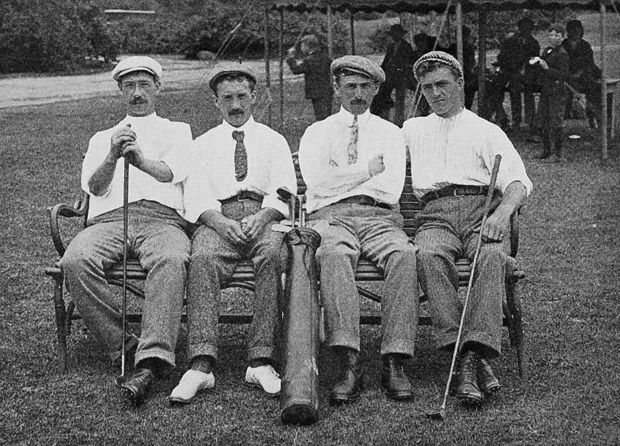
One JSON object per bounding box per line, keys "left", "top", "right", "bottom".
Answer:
{"left": 380, "top": 354, "right": 414, "bottom": 401}
{"left": 478, "top": 357, "right": 501, "bottom": 394}
{"left": 119, "top": 368, "right": 155, "bottom": 406}
{"left": 456, "top": 351, "right": 484, "bottom": 406}
{"left": 329, "top": 349, "right": 362, "bottom": 405}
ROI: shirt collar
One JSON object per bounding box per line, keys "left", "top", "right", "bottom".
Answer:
{"left": 121, "top": 112, "right": 157, "bottom": 124}
{"left": 434, "top": 107, "right": 466, "bottom": 123}
{"left": 337, "top": 106, "right": 371, "bottom": 127}
{"left": 221, "top": 116, "right": 256, "bottom": 134}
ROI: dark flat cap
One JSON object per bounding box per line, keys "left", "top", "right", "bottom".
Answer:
{"left": 209, "top": 65, "right": 257, "bottom": 91}
{"left": 331, "top": 55, "right": 386, "bottom": 83}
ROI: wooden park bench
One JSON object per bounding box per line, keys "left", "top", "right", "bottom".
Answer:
{"left": 45, "top": 160, "right": 526, "bottom": 375}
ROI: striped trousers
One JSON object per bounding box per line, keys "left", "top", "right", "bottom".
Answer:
{"left": 414, "top": 194, "right": 509, "bottom": 358}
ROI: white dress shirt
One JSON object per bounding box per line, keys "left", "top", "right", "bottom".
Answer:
{"left": 183, "top": 117, "right": 297, "bottom": 223}
{"left": 402, "top": 109, "right": 533, "bottom": 199}
{"left": 81, "top": 113, "right": 192, "bottom": 220}
{"left": 298, "top": 107, "right": 406, "bottom": 213}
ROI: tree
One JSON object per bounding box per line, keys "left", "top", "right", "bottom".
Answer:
{"left": 0, "top": 0, "right": 116, "bottom": 73}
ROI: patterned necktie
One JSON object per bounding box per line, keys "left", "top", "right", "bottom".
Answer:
{"left": 232, "top": 130, "right": 247, "bottom": 182}
{"left": 347, "top": 116, "right": 359, "bottom": 164}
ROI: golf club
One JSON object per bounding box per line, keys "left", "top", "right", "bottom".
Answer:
{"left": 115, "top": 127, "right": 131, "bottom": 387}
{"left": 426, "top": 154, "right": 502, "bottom": 421}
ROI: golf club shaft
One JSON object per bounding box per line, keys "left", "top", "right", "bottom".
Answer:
{"left": 437, "top": 154, "right": 502, "bottom": 410}
{"left": 120, "top": 157, "right": 129, "bottom": 379}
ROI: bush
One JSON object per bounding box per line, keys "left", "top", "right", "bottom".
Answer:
{"left": 0, "top": 0, "right": 117, "bottom": 74}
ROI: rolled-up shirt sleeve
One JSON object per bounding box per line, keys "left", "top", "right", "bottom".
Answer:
{"left": 183, "top": 138, "right": 222, "bottom": 223}
{"left": 161, "top": 122, "right": 193, "bottom": 184}
{"left": 81, "top": 131, "right": 114, "bottom": 196}
{"left": 262, "top": 134, "right": 297, "bottom": 217}
{"left": 482, "top": 126, "right": 533, "bottom": 196}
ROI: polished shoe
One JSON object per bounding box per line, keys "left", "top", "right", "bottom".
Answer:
{"left": 329, "top": 349, "right": 363, "bottom": 405}
{"left": 119, "top": 368, "right": 155, "bottom": 407}
{"left": 478, "top": 358, "right": 501, "bottom": 395}
{"left": 380, "top": 354, "right": 414, "bottom": 401}
{"left": 456, "top": 351, "right": 484, "bottom": 406}
{"left": 169, "top": 370, "right": 215, "bottom": 405}
{"left": 245, "top": 364, "right": 281, "bottom": 396}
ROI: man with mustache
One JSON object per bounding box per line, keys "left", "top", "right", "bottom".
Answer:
{"left": 298, "top": 55, "right": 419, "bottom": 405}
{"left": 59, "top": 56, "right": 193, "bottom": 406}
{"left": 169, "top": 67, "right": 297, "bottom": 404}
{"left": 402, "top": 51, "right": 532, "bottom": 407}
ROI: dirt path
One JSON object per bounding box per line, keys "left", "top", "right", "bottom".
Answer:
{"left": 0, "top": 56, "right": 297, "bottom": 109}
{"left": 1, "top": 44, "right": 618, "bottom": 110}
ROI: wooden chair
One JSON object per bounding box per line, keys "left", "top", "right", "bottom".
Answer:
{"left": 45, "top": 162, "right": 526, "bottom": 375}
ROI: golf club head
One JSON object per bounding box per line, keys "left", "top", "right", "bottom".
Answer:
{"left": 114, "top": 375, "right": 126, "bottom": 388}
{"left": 277, "top": 187, "right": 294, "bottom": 202}
{"left": 426, "top": 407, "right": 446, "bottom": 421}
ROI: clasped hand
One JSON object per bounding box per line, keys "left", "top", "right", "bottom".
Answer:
{"left": 110, "top": 125, "right": 145, "bottom": 168}
{"left": 216, "top": 213, "right": 269, "bottom": 245}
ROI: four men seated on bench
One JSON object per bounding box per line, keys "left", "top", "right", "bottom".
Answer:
{"left": 56, "top": 53, "right": 532, "bottom": 411}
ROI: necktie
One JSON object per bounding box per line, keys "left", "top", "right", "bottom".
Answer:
{"left": 232, "top": 130, "right": 247, "bottom": 182}
{"left": 347, "top": 116, "right": 359, "bottom": 164}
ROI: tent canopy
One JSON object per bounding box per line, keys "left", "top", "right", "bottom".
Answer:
{"left": 268, "top": 0, "right": 615, "bottom": 12}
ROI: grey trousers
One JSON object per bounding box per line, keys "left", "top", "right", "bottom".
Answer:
{"left": 414, "top": 194, "right": 508, "bottom": 358}
{"left": 310, "top": 203, "right": 419, "bottom": 357}
{"left": 60, "top": 200, "right": 191, "bottom": 368}
{"left": 186, "top": 200, "right": 284, "bottom": 363}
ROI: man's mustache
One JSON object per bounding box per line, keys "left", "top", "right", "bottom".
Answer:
{"left": 228, "top": 109, "right": 245, "bottom": 116}
{"left": 130, "top": 98, "right": 147, "bottom": 105}
{"left": 351, "top": 99, "right": 367, "bottom": 106}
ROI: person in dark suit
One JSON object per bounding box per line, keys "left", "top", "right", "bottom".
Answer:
{"left": 562, "top": 19, "right": 602, "bottom": 129}
{"left": 370, "top": 24, "right": 416, "bottom": 126}
{"left": 447, "top": 26, "right": 477, "bottom": 110}
{"left": 497, "top": 17, "right": 540, "bottom": 130}
{"left": 532, "top": 23, "right": 570, "bottom": 162}
{"left": 287, "top": 34, "right": 334, "bottom": 121}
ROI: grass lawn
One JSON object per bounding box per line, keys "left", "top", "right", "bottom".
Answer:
{"left": 1, "top": 79, "right": 620, "bottom": 446}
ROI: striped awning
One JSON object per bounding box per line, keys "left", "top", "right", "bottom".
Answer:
{"left": 267, "top": 0, "right": 614, "bottom": 12}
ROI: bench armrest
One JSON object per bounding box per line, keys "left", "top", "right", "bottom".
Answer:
{"left": 48, "top": 192, "right": 89, "bottom": 257}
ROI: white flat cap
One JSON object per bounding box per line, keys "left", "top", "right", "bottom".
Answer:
{"left": 111, "top": 56, "right": 163, "bottom": 81}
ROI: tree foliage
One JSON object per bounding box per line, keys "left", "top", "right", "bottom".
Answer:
{"left": 0, "top": 0, "right": 116, "bottom": 73}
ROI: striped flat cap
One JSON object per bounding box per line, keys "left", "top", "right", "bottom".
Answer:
{"left": 413, "top": 51, "right": 463, "bottom": 81}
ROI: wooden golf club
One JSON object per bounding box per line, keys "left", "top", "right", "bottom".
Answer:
{"left": 115, "top": 131, "right": 131, "bottom": 387}
{"left": 426, "top": 154, "right": 502, "bottom": 421}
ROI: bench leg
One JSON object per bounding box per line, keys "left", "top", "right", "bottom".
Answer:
{"left": 52, "top": 275, "right": 68, "bottom": 372}
{"left": 506, "top": 277, "right": 525, "bottom": 378}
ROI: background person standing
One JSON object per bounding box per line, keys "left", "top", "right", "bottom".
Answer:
{"left": 287, "top": 34, "right": 334, "bottom": 121}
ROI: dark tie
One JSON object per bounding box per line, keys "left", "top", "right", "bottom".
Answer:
{"left": 232, "top": 130, "right": 247, "bottom": 182}
{"left": 347, "top": 116, "right": 359, "bottom": 164}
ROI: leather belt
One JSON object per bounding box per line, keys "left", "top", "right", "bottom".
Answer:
{"left": 420, "top": 185, "right": 489, "bottom": 205}
{"left": 219, "top": 190, "right": 264, "bottom": 205}
{"left": 337, "top": 195, "right": 391, "bottom": 210}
